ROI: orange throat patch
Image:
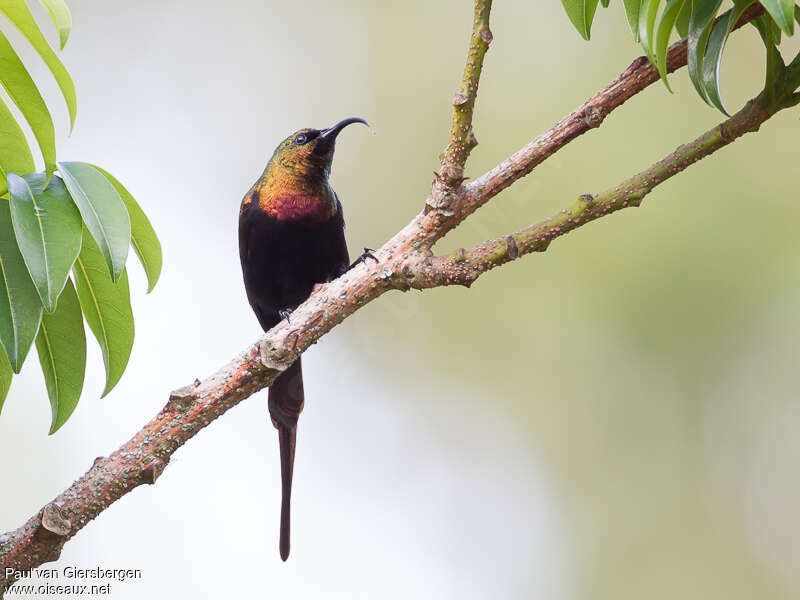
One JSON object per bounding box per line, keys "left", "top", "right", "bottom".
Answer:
{"left": 242, "top": 187, "right": 336, "bottom": 224}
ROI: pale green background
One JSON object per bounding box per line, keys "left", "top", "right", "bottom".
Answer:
{"left": 1, "top": 1, "right": 799, "bottom": 599}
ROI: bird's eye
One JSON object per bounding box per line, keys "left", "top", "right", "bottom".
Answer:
{"left": 294, "top": 133, "right": 308, "bottom": 145}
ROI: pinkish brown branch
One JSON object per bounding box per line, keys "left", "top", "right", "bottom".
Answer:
{"left": 413, "top": 98, "right": 771, "bottom": 288}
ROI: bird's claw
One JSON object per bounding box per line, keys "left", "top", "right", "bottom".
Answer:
{"left": 349, "top": 247, "right": 378, "bottom": 270}
{"left": 278, "top": 308, "right": 294, "bottom": 323}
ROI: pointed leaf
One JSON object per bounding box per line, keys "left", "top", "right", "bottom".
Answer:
{"left": 35, "top": 277, "right": 84, "bottom": 433}
{"left": 38, "top": 0, "right": 70, "bottom": 49}
{"left": 701, "top": 1, "right": 756, "bottom": 114}
{"left": 600, "top": 0, "right": 610, "bottom": 7}
{"left": 687, "top": 0, "right": 724, "bottom": 103}
{"left": 0, "top": 0, "right": 76, "bottom": 129}
{"left": 675, "top": 0, "right": 693, "bottom": 37}
{"left": 655, "top": 0, "right": 689, "bottom": 91}
{"left": 58, "top": 161, "right": 130, "bottom": 281}
{"left": 0, "top": 97, "right": 34, "bottom": 195}
{"left": 624, "top": 0, "right": 644, "bottom": 40}
{"left": 760, "top": 0, "right": 795, "bottom": 35}
{"left": 92, "top": 166, "right": 161, "bottom": 292}
{"left": 0, "top": 345, "right": 11, "bottom": 414}
{"left": 561, "top": 0, "right": 601, "bottom": 40}
{"left": 0, "top": 198, "right": 42, "bottom": 372}
{"left": 701, "top": 11, "right": 734, "bottom": 114}
{"left": 8, "top": 173, "right": 81, "bottom": 311}
{"left": 751, "top": 12, "right": 772, "bottom": 44}
{"left": 0, "top": 31, "right": 56, "bottom": 176}
{"left": 72, "top": 230, "right": 133, "bottom": 397}
{"left": 639, "top": 0, "right": 661, "bottom": 64}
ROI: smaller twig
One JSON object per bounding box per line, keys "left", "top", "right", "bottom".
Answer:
{"left": 428, "top": 0, "right": 493, "bottom": 212}
{"left": 414, "top": 97, "right": 771, "bottom": 288}
{"left": 417, "top": 4, "right": 764, "bottom": 251}
{"left": 458, "top": 4, "right": 765, "bottom": 219}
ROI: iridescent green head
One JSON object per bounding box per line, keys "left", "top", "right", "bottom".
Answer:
{"left": 267, "top": 116, "right": 369, "bottom": 182}
{"left": 244, "top": 117, "right": 369, "bottom": 223}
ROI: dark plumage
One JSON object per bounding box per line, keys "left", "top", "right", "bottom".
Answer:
{"left": 238, "top": 117, "right": 368, "bottom": 560}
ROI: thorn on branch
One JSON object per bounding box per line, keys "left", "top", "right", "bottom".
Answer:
{"left": 40, "top": 504, "right": 70, "bottom": 538}
{"left": 580, "top": 194, "right": 595, "bottom": 204}
{"left": 142, "top": 459, "right": 167, "bottom": 485}
{"left": 480, "top": 28, "right": 493, "bottom": 44}
{"left": 397, "top": 265, "right": 414, "bottom": 292}
{"left": 583, "top": 105, "right": 604, "bottom": 128}
{"left": 455, "top": 248, "right": 467, "bottom": 262}
{"left": 444, "top": 165, "right": 466, "bottom": 185}
{"left": 453, "top": 92, "right": 469, "bottom": 106}
{"left": 505, "top": 236, "right": 519, "bottom": 259}
{"left": 466, "top": 129, "right": 478, "bottom": 151}
{"left": 626, "top": 55, "right": 650, "bottom": 74}
{"left": 428, "top": 168, "right": 466, "bottom": 213}
{"left": 168, "top": 387, "right": 196, "bottom": 413}
{"left": 260, "top": 341, "right": 293, "bottom": 372}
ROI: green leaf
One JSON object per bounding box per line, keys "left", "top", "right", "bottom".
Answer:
{"left": 687, "top": 0, "right": 724, "bottom": 103}
{"left": 7, "top": 173, "right": 81, "bottom": 312}
{"left": 38, "top": 0, "right": 71, "bottom": 49}
{"left": 701, "top": 10, "right": 734, "bottom": 113}
{"left": 0, "top": 31, "right": 56, "bottom": 176}
{"left": 92, "top": 166, "right": 162, "bottom": 293}
{"left": 760, "top": 0, "right": 795, "bottom": 35}
{"left": 0, "top": 97, "right": 34, "bottom": 195}
{"left": 72, "top": 230, "right": 134, "bottom": 397}
{"left": 752, "top": 12, "right": 773, "bottom": 44}
{"left": 0, "top": 345, "right": 11, "bottom": 414}
{"left": 0, "top": 198, "right": 42, "bottom": 372}
{"left": 35, "top": 277, "right": 84, "bottom": 433}
{"left": 639, "top": 0, "right": 661, "bottom": 64}
{"left": 675, "top": 0, "right": 693, "bottom": 37}
{"left": 655, "top": 0, "right": 689, "bottom": 91}
{"left": 624, "top": 0, "right": 644, "bottom": 40}
{"left": 600, "top": 0, "right": 610, "bottom": 7}
{"left": 561, "top": 0, "right": 601, "bottom": 40}
{"left": 0, "top": 0, "right": 77, "bottom": 130}
{"left": 57, "top": 161, "right": 131, "bottom": 281}
{"left": 701, "top": 0, "right": 756, "bottom": 114}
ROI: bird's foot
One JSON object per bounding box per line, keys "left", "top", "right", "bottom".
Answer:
{"left": 278, "top": 308, "right": 294, "bottom": 323}
{"left": 349, "top": 247, "right": 378, "bottom": 271}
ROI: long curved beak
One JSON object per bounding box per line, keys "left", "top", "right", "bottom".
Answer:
{"left": 319, "top": 116, "right": 369, "bottom": 142}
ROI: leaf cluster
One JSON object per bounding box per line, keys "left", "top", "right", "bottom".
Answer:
{"left": 0, "top": 0, "right": 161, "bottom": 432}
{"left": 560, "top": 0, "right": 800, "bottom": 112}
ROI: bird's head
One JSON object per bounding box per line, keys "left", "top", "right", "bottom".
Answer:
{"left": 267, "top": 116, "right": 369, "bottom": 182}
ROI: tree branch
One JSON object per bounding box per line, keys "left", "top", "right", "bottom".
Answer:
{"left": 421, "top": 3, "right": 764, "bottom": 248}
{"left": 413, "top": 98, "right": 771, "bottom": 288}
{"left": 432, "top": 0, "right": 492, "bottom": 194}
{"left": 0, "top": 2, "right": 778, "bottom": 593}
{"left": 453, "top": 3, "right": 765, "bottom": 223}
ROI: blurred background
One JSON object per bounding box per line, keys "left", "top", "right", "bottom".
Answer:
{"left": 1, "top": 1, "right": 799, "bottom": 598}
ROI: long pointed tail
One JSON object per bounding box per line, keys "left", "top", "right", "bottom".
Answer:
{"left": 268, "top": 357, "right": 304, "bottom": 561}
{"left": 277, "top": 424, "right": 296, "bottom": 561}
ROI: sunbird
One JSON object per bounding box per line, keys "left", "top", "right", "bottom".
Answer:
{"left": 238, "top": 117, "right": 370, "bottom": 560}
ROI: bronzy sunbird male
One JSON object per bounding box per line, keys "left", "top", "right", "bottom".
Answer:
{"left": 239, "top": 117, "right": 370, "bottom": 560}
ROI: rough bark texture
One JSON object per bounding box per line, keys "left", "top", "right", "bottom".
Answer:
{"left": 0, "top": 3, "right": 789, "bottom": 594}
